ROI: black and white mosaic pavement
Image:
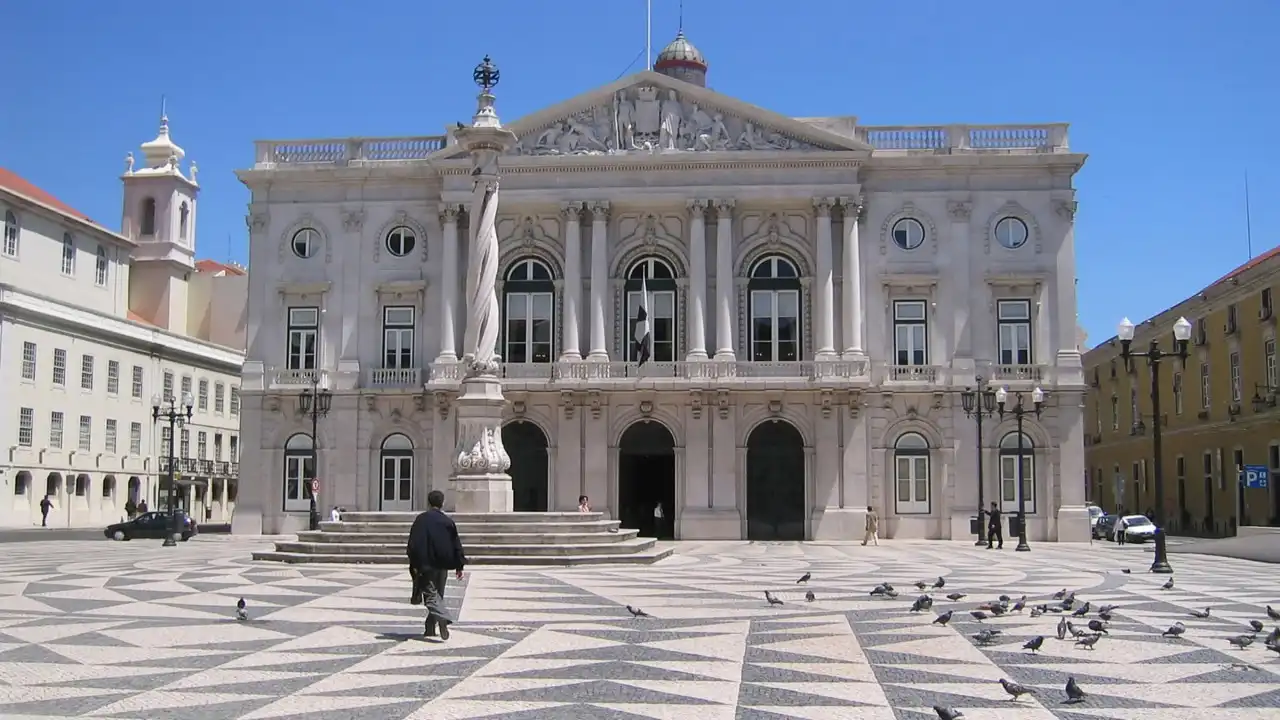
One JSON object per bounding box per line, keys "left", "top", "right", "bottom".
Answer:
{"left": 0, "top": 536, "right": 1275, "bottom": 719}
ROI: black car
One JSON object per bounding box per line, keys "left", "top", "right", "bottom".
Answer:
{"left": 105, "top": 511, "right": 198, "bottom": 541}
{"left": 1093, "top": 514, "right": 1118, "bottom": 541}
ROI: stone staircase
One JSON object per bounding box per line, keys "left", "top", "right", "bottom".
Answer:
{"left": 252, "top": 511, "right": 673, "bottom": 566}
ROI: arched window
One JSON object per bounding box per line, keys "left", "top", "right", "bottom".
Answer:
{"left": 94, "top": 245, "right": 109, "bottom": 286}
{"left": 999, "top": 432, "right": 1036, "bottom": 514}
{"left": 893, "top": 432, "right": 930, "bottom": 514}
{"left": 626, "top": 256, "right": 677, "bottom": 362}
{"left": 380, "top": 434, "right": 414, "bottom": 510}
{"left": 60, "top": 233, "right": 75, "bottom": 275}
{"left": 2, "top": 210, "right": 18, "bottom": 256}
{"left": 282, "top": 433, "right": 315, "bottom": 512}
{"left": 748, "top": 255, "right": 801, "bottom": 362}
{"left": 503, "top": 258, "right": 554, "bottom": 364}
{"left": 102, "top": 476, "right": 116, "bottom": 498}
{"left": 179, "top": 202, "right": 190, "bottom": 241}
{"left": 140, "top": 198, "right": 156, "bottom": 236}
{"left": 74, "top": 474, "right": 89, "bottom": 497}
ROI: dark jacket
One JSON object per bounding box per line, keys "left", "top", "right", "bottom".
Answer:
{"left": 407, "top": 508, "right": 466, "bottom": 571}
{"left": 988, "top": 508, "right": 1002, "bottom": 529}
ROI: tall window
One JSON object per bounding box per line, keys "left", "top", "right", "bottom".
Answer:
{"left": 892, "top": 300, "right": 928, "bottom": 365}
{"left": 2, "top": 210, "right": 17, "bottom": 256}
{"left": 999, "top": 431, "right": 1036, "bottom": 514}
{"left": 1267, "top": 339, "right": 1277, "bottom": 390}
{"left": 748, "top": 255, "right": 801, "bottom": 362}
{"left": 139, "top": 198, "right": 156, "bottom": 236}
{"left": 60, "top": 233, "right": 75, "bottom": 275}
{"left": 283, "top": 433, "right": 315, "bottom": 512}
{"left": 52, "top": 349, "right": 67, "bottom": 386}
{"left": 1172, "top": 372, "right": 1183, "bottom": 415}
{"left": 197, "top": 431, "right": 207, "bottom": 460}
{"left": 893, "top": 432, "right": 930, "bottom": 514}
{"left": 1229, "top": 351, "right": 1242, "bottom": 402}
{"left": 230, "top": 387, "right": 240, "bottom": 415}
{"left": 129, "top": 422, "right": 142, "bottom": 455}
{"left": 1129, "top": 387, "right": 1139, "bottom": 428}
{"left": 131, "top": 365, "right": 144, "bottom": 398}
{"left": 503, "top": 259, "right": 555, "bottom": 364}
{"left": 161, "top": 426, "right": 172, "bottom": 455}
{"left": 163, "top": 371, "right": 174, "bottom": 401}
{"left": 94, "top": 245, "right": 108, "bottom": 286}
{"left": 50, "top": 412, "right": 64, "bottom": 449}
{"left": 180, "top": 429, "right": 190, "bottom": 458}
{"left": 214, "top": 434, "right": 223, "bottom": 460}
{"left": 214, "top": 382, "right": 225, "bottom": 413}
{"left": 286, "top": 307, "right": 320, "bottom": 371}
{"left": 626, "top": 257, "right": 676, "bottom": 362}
{"left": 179, "top": 202, "right": 189, "bottom": 240}
{"left": 17, "top": 408, "right": 33, "bottom": 447}
{"left": 382, "top": 307, "right": 416, "bottom": 369}
{"left": 78, "top": 415, "right": 92, "bottom": 452}
{"left": 1200, "top": 363, "right": 1211, "bottom": 409}
{"left": 107, "top": 360, "right": 120, "bottom": 395}
{"left": 105, "top": 419, "right": 117, "bottom": 454}
{"left": 198, "top": 379, "right": 209, "bottom": 411}
{"left": 20, "top": 342, "right": 36, "bottom": 381}
{"left": 80, "top": 355, "right": 94, "bottom": 390}
{"left": 181, "top": 375, "right": 192, "bottom": 399}
{"left": 996, "top": 299, "right": 1032, "bottom": 365}
{"left": 230, "top": 436, "right": 239, "bottom": 462}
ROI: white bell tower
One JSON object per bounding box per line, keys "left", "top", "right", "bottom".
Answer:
{"left": 121, "top": 107, "right": 199, "bottom": 333}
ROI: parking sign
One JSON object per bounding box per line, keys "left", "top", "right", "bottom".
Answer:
{"left": 1241, "top": 465, "right": 1270, "bottom": 489}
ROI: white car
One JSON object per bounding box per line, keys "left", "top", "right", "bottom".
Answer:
{"left": 1115, "top": 514, "right": 1157, "bottom": 543}
{"left": 1087, "top": 505, "right": 1104, "bottom": 528}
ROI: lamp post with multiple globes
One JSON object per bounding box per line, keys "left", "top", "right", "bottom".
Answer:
{"left": 960, "top": 379, "right": 999, "bottom": 546}
{"left": 1116, "top": 315, "right": 1192, "bottom": 574}
{"left": 297, "top": 374, "right": 332, "bottom": 531}
{"left": 151, "top": 391, "right": 194, "bottom": 547}
{"left": 995, "top": 385, "right": 1044, "bottom": 552}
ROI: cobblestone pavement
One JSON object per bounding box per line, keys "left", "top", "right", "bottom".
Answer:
{"left": 0, "top": 536, "right": 1276, "bottom": 719}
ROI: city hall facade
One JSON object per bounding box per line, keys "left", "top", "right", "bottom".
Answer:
{"left": 231, "top": 34, "right": 1091, "bottom": 542}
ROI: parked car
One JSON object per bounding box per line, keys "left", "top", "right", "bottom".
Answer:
{"left": 1094, "top": 514, "right": 1118, "bottom": 541}
{"left": 105, "top": 511, "right": 198, "bottom": 541}
{"left": 1087, "top": 505, "right": 1104, "bottom": 528}
{"left": 1116, "top": 514, "right": 1157, "bottom": 543}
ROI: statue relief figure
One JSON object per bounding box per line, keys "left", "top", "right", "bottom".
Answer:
{"left": 708, "top": 113, "right": 731, "bottom": 149}
{"left": 531, "top": 125, "right": 563, "bottom": 154}
{"left": 659, "top": 90, "right": 683, "bottom": 150}
{"left": 616, "top": 92, "right": 637, "bottom": 150}
{"left": 736, "top": 122, "right": 774, "bottom": 150}
{"left": 566, "top": 111, "right": 608, "bottom": 152}
{"left": 633, "top": 86, "right": 661, "bottom": 138}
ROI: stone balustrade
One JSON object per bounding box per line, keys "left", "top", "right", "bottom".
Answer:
{"left": 253, "top": 136, "right": 447, "bottom": 168}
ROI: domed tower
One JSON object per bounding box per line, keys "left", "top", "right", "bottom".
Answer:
{"left": 654, "top": 30, "right": 708, "bottom": 87}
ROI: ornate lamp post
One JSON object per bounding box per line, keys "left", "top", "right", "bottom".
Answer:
{"left": 151, "top": 391, "right": 193, "bottom": 547}
{"left": 961, "top": 379, "right": 999, "bottom": 546}
{"left": 1117, "top": 315, "right": 1192, "bottom": 574}
{"left": 297, "top": 373, "right": 332, "bottom": 531}
{"left": 995, "top": 385, "right": 1044, "bottom": 552}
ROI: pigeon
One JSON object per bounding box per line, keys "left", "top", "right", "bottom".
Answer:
{"left": 1030, "top": 606, "right": 1043, "bottom": 618}
{"left": 1072, "top": 603, "right": 1090, "bottom": 617}
{"left": 974, "top": 629, "right": 1000, "bottom": 645}
{"left": 1065, "top": 676, "right": 1087, "bottom": 703}
{"left": 1099, "top": 610, "right": 1114, "bottom": 622}
{"left": 910, "top": 596, "right": 929, "bottom": 612}
{"left": 454, "top": 121, "right": 466, "bottom": 130}
{"left": 946, "top": 593, "right": 967, "bottom": 601}
{"left": 1053, "top": 589, "right": 1067, "bottom": 600}
{"left": 915, "top": 580, "right": 929, "bottom": 590}
{"left": 1024, "top": 635, "right": 1045, "bottom": 653}
{"left": 1190, "top": 607, "right": 1211, "bottom": 619}
{"left": 796, "top": 572, "right": 811, "bottom": 584}
{"left": 1162, "top": 622, "right": 1187, "bottom": 638}
{"left": 1067, "top": 621, "right": 1087, "bottom": 638}
{"left": 764, "top": 591, "right": 784, "bottom": 606}
{"left": 1075, "top": 633, "right": 1101, "bottom": 650}
{"left": 998, "top": 595, "right": 1011, "bottom": 603}
{"left": 1162, "top": 577, "right": 1175, "bottom": 590}
{"left": 870, "top": 584, "right": 892, "bottom": 596}
{"left": 1268, "top": 605, "right": 1280, "bottom": 621}
{"left": 1000, "top": 678, "right": 1034, "bottom": 700}
{"left": 1057, "top": 616, "right": 1068, "bottom": 640}
{"left": 626, "top": 605, "right": 651, "bottom": 618}
{"left": 235, "top": 598, "right": 247, "bottom": 622}
{"left": 1087, "top": 619, "right": 1109, "bottom": 635}
{"left": 1098, "top": 604, "right": 1120, "bottom": 614}
{"left": 1265, "top": 627, "right": 1280, "bottom": 646}
{"left": 932, "top": 576, "right": 946, "bottom": 589}
{"left": 988, "top": 604, "right": 1007, "bottom": 616}
{"left": 1121, "top": 568, "right": 1131, "bottom": 574}
{"left": 1012, "top": 597, "right": 1026, "bottom": 613}
{"left": 970, "top": 610, "right": 989, "bottom": 622}
{"left": 1228, "top": 634, "right": 1255, "bottom": 650}
{"left": 885, "top": 588, "right": 900, "bottom": 599}
{"left": 933, "top": 610, "right": 954, "bottom": 626}
{"left": 805, "top": 590, "right": 815, "bottom": 602}
{"left": 933, "top": 706, "right": 964, "bottom": 720}
{"left": 1249, "top": 620, "right": 1264, "bottom": 633}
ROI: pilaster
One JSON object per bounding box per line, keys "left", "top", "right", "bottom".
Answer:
{"left": 587, "top": 201, "right": 611, "bottom": 361}
{"left": 813, "top": 198, "right": 837, "bottom": 359}
{"left": 713, "top": 199, "right": 736, "bottom": 361}
{"left": 560, "top": 202, "right": 584, "bottom": 361}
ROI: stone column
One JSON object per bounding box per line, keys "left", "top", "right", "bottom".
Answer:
{"left": 560, "top": 202, "right": 583, "bottom": 361}
{"left": 946, "top": 201, "right": 973, "bottom": 363}
{"left": 436, "top": 204, "right": 460, "bottom": 362}
{"left": 842, "top": 198, "right": 865, "bottom": 358}
{"left": 587, "top": 201, "right": 610, "bottom": 361}
{"left": 713, "top": 199, "right": 736, "bottom": 361}
{"left": 686, "top": 199, "right": 709, "bottom": 360}
{"left": 813, "top": 198, "right": 837, "bottom": 359}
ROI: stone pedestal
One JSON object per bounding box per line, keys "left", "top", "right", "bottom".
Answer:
{"left": 450, "top": 374, "right": 513, "bottom": 513}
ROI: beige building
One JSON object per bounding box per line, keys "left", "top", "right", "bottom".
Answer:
{"left": 1084, "top": 245, "right": 1280, "bottom": 535}
{"left": 0, "top": 116, "right": 247, "bottom": 528}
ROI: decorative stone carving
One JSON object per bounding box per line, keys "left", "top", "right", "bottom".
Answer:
{"left": 1055, "top": 199, "right": 1078, "bottom": 220}
{"left": 514, "top": 84, "right": 821, "bottom": 156}
{"left": 189, "top": 162, "right": 198, "bottom": 183}
{"left": 812, "top": 198, "right": 835, "bottom": 217}
{"left": 413, "top": 395, "right": 426, "bottom": 413}
{"left": 342, "top": 209, "right": 365, "bottom": 233}
{"left": 433, "top": 391, "right": 452, "bottom": 419}
{"left": 690, "top": 391, "right": 704, "bottom": 419}
{"left": 561, "top": 390, "right": 576, "bottom": 420}
{"left": 124, "top": 153, "right": 134, "bottom": 174}
{"left": 768, "top": 399, "right": 783, "bottom": 416}
{"left": 947, "top": 201, "right": 972, "bottom": 222}
{"left": 462, "top": 174, "right": 503, "bottom": 378}
{"left": 983, "top": 200, "right": 1043, "bottom": 255}
{"left": 588, "top": 391, "right": 602, "bottom": 420}
{"left": 279, "top": 213, "right": 332, "bottom": 264}
{"left": 560, "top": 201, "right": 583, "bottom": 222}
{"left": 266, "top": 397, "right": 281, "bottom": 413}
{"left": 373, "top": 210, "right": 429, "bottom": 264}
{"left": 246, "top": 212, "right": 269, "bottom": 232}
{"left": 390, "top": 407, "right": 403, "bottom": 423}
{"left": 879, "top": 201, "right": 938, "bottom": 256}
{"left": 512, "top": 400, "right": 527, "bottom": 416}
{"left": 738, "top": 211, "right": 812, "bottom": 276}
{"left": 820, "top": 390, "right": 833, "bottom": 418}
{"left": 841, "top": 197, "right": 864, "bottom": 223}
{"left": 716, "top": 390, "right": 731, "bottom": 420}
{"left": 639, "top": 400, "right": 654, "bottom": 416}
{"left": 364, "top": 396, "right": 378, "bottom": 413}
{"left": 453, "top": 424, "right": 510, "bottom": 476}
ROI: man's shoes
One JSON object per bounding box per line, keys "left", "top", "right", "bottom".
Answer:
{"left": 438, "top": 620, "right": 451, "bottom": 641}
{"left": 410, "top": 591, "right": 423, "bottom": 606}
{"left": 423, "top": 627, "right": 437, "bottom": 638}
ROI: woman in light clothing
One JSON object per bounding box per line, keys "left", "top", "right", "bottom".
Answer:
{"left": 578, "top": 496, "right": 591, "bottom": 512}
{"left": 862, "top": 506, "right": 879, "bottom": 546}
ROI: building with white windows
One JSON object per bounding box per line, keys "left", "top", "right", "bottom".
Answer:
{"left": 232, "top": 33, "right": 1091, "bottom": 541}
{"left": 0, "top": 117, "right": 246, "bottom": 528}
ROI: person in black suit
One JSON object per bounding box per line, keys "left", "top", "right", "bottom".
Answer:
{"left": 407, "top": 490, "right": 466, "bottom": 640}
{"left": 987, "top": 501, "right": 1004, "bottom": 549}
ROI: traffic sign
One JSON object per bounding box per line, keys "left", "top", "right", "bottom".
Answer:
{"left": 1241, "top": 465, "right": 1270, "bottom": 490}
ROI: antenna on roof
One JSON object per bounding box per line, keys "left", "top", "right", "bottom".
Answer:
{"left": 679, "top": 0, "right": 684, "bottom": 30}
{"left": 160, "top": 94, "right": 167, "bottom": 121}
{"left": 1245, "top": 171, "right": 1253, "bottom": 260}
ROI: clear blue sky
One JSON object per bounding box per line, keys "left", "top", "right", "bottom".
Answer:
{"left": 2, "top": 0, "right": 1276, "bottom": 345}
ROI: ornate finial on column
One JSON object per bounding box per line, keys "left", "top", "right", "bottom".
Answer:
{"left": 560, "top": 201, "right": 584, "bottom": 220}
{"left": 842, "top": 196, "right": 865, "bottom": 222}
{"left": 713, "top": 198, "right": 735, "bottom": 218}
{"left": 687, "top": 199, "right": 709, "bottom": 216}
{"left": 470, "top": 55, "right": 503, "bottom": 129}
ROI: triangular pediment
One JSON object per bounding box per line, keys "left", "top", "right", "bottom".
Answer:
{"left": 435, "top": 71, "right": 869, "bottom": 161}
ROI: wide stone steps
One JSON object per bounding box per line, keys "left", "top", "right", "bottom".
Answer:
{"left": 252, "top": 510, "right": 672, "bottom": 566}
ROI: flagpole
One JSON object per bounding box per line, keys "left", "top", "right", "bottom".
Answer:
{"left": 1245, "top": 171, "right": 1253, "bottom": 260}
{"left": 645, "top": 0, "right": 652, "bottom": 71}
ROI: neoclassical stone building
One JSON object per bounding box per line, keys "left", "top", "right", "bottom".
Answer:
{"left": 232, "top": 34, "right": 1091, "bottom": 542}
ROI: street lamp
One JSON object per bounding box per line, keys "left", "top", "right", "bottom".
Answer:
{"left": 297, "top": 374, "right": 332, "bottom": 531}
{"left": 1117, "top": 314, "right": 1192, "bottom": 574}
{"left": 995, "top": 384, "right": 1044, "bottom": 552}
{"left": 960, "top": 379, "right": 999, "bottom": 546}
{"left": 151, "top": 391, "right": 194, "bottom": 547}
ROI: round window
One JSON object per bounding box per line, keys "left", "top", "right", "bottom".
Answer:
{"left": 891, "top": 218, "right": 925, "bottom": 250}
{"left": 291, "top": 228, "right": 319, "bottom": 259}
{"left": 385, "top": 226, "right": 416, "bottom": 257}
{"left": 995, "top": 217, "right": 1029, "bottom": 249}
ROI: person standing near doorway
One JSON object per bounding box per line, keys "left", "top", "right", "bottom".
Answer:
{"left": 653, "top": 502, "right": 665, "bottom": 538}
{"left": 578, "top": 496, "right": 591, "bottom": 512}
{"left": 39, "top": 495, "right": 53, "bottom": 527}
{"left": 407, "top": 490, "right": 466, "bottom": 640}
{"left": 987, "top": 502, "right": 1004, "bottom": 549}
{"left": 862, "top": 505, "right": 879, "bottom": 546}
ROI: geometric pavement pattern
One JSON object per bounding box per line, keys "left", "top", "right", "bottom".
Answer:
{"left": 0, "top": 537, "right": 1275, "bottom": 719}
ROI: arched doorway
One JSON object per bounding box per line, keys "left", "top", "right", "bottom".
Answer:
{"left": 14, "top": 471, "right": 31, "bottom": 499}
{"left": 503, "top": 421, "right": 548, "bottom": 512}
{"left": 618, "top": 421, "right": 676, "bottom": 539}
{"left": 746, "top": 420, "right": 806, "bottom": 540}
{"left": 379, "top": 434, "right": 414, "bottom": 511}
{"left": 45, "top": 472, "right": 61, "bottom": 499}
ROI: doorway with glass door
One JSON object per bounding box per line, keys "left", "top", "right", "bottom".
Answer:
{"left": 380, "top": 433, "right": 414, "bottom": 511}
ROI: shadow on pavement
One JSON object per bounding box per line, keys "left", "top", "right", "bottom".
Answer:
{"left": 1167, "top": 534, "right": 1280, "bottom": 564}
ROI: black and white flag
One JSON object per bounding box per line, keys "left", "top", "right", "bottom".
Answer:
{"left": 632, "top": 275, "right": 652, "bottom": 367}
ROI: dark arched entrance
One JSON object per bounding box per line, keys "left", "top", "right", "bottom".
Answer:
{"left": 746, "top": 420, "right": 806, "bottom": 540}
{"left": 503, "top": 421, "right": 548, "bottom": 512}
{"left": 618, "top": 421, "right": 676, "bottom": 539}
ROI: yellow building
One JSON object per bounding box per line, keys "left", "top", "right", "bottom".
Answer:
{"left": 1083, "top": 245, "right": 1280, "bottom": 536}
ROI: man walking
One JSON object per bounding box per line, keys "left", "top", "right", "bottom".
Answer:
{"left": 407, "top": 490, "right": 466, "bottom": 640}
{"left": 987, "top": 501, "right": 1004, "bottom": 549}
{"left": 861, "top": 505, "right": 879, "bottom": 546}
{"left": 39, "top": 495, "right": 53, "bottom": 527}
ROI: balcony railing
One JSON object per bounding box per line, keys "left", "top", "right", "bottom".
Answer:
{"left": 883, "top": 365, "right": 942, "bottom": 384}
{"left": 253, "top": 136, "right": 447, "bottom": 168}
{"left": 990, "top": 364, "right": 1048, "bottom": 383}
{"left": 271, "top": 369, "right": 327, "bottom": 389}
{"left": 367, "top": 367, "right": 423, "bottom": 388}
{"left": 425, "top": 359, "right": 873, "bottom": 385}
{"left": 858, "top": 124, "right": 1069, "bottom": 153}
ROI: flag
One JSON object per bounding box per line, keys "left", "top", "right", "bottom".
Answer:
{"left": 632, "top": 275, "right": 652, "bottom": 366}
